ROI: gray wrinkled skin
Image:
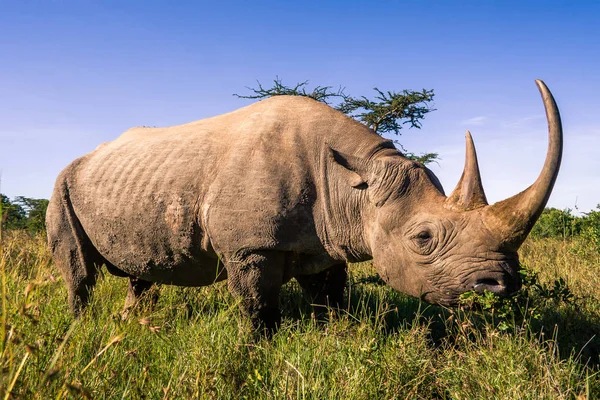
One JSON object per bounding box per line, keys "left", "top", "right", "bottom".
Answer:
{"left": 47, "top": 82, "right": 562, "bottom": 331}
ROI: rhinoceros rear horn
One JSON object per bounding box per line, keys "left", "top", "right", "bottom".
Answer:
{"left": 445, "top": 131, "right": 488, "bottom": 211}
{"left": 484, "top": 80, "right": 563, "bottom": 250}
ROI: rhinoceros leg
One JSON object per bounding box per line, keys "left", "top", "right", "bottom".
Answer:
{"left": 226, "top": 251, "right": 285, "bottom": 334}
{"left": 46, "top": 185, "right": 103, "bottom": 316}
{"left": 296, "top": 263, "right": 347, "bottom": 316}
{"left": 120, "top": 277, "right": 157, "bottom": 320}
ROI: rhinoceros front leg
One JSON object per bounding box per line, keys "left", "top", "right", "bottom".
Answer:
{"left": 296, "top": 263, "right": 347, "bottom": 317}
{"left": 120, "top": 277, "right": 158, "bottom": 320}
{"left": 226, "top": 251, "right": 285, "bottom": 334}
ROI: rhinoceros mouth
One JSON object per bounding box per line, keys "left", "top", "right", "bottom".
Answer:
{"left": 473, "top": 278, "right": 509, "bottom": 296}
{"left": 422, "top": 270, "right": 522, "bottom": 306}
{"left": 470, "top": 270, "right": 522, "bottom": 297}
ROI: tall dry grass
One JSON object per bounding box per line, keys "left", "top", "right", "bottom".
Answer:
{"left": 0, "top": 231, "right": 598, "bottom": 399}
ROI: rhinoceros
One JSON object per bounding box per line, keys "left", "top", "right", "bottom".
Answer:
{"left": 46, "top": 80, "right": 562, "bottom": 331}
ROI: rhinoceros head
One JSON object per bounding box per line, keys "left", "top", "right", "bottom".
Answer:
{"left": 340, "top": 80, "right": 562, "bottom": 305}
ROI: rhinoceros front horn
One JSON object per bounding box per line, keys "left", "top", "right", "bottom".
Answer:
{"left": 483, "top": 80, "right": 563, "bottom": 250}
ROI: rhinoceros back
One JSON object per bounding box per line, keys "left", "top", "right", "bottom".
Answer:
{"left": 56, "top": 96, "right": 389, "bottom": 282}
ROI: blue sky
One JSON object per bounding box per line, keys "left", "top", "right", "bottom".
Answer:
{"left": 1, "top": 1, "right": 598, "bottom": 212}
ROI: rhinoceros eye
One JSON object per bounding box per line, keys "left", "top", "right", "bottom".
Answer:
{"left": 406, "top": 223, "right": 438, "bottom": 255}
{"left": 410, "top": 228, "right": 437, "bottom": 255}
{"left": 415, "top": 231, "right": 432, "bottom": 241}
{"left": 412, "top": 230, "right": 433, "bottom": 249}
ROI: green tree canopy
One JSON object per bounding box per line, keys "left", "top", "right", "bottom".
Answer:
{"left": 235, "top": 78, "right": 437, "bottom": 164}
{"left": 1, "top": 194, "right": 26, "bottom": 231}
{"left": 0, "top": 194, "right": 49, "bottom": 234}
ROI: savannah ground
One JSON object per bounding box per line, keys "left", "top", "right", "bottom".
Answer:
{"left": 1, "top": 231, "right": 599, "bottom": 399}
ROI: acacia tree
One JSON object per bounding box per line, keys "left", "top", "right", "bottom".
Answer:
{"left": 235, "top": 78, "right": 437, "bottom": 164}
{"left": 14, "top": 196, "right": 49, "bottom": 233}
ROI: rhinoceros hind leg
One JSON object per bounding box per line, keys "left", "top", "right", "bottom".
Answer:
{"left": 296, "top": 263, "right": 347, "bottom": 318}
{"left": 46, "top": 185, "right": 104, "bottom": 316}
{"left": 226, "top": 251, "right": 285, "bottom": 335}
{"left": 120, "top": 277, "right": 157, "bottom": 320}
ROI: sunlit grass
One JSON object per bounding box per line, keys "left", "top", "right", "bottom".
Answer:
{"left": 1, "top": 231, "right": 598, "bottom": 399}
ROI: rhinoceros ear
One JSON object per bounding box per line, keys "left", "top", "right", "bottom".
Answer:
{"left": 329, "top": 148, "right": 369, "bottom": 188}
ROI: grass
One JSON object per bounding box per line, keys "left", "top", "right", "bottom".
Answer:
{"left": 1, "top": 231, "right": 599, "bottom": 399}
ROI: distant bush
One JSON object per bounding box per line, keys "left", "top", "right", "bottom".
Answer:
{"left": 530, "top": 205, "right": 600, "bottom": 241}
{"left": 580, "top": 205, "right": 600, "bottom": 251}
{"left": 530, "top": 208, "right": 582, "bottom": 239}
